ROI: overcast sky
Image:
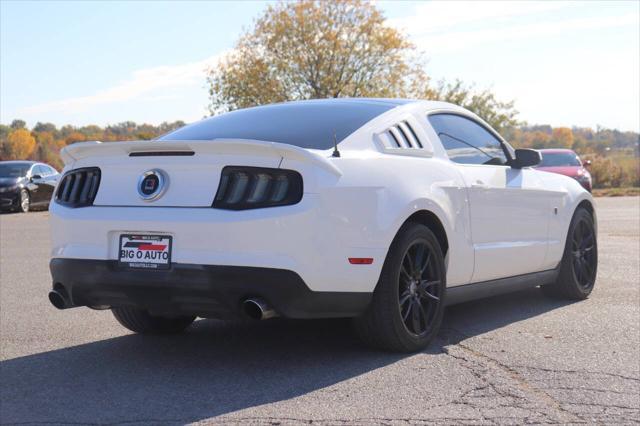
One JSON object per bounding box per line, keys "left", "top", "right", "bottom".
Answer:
{"left": 1, "top": 1, "right": 638, "bottom": 131}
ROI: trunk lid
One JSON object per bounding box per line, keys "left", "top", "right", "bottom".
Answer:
{"left": 60, "top": 139, "right": 340, "bottom": 207}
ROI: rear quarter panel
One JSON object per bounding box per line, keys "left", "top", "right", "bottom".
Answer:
{"left": 282, "top": 153, "right": 474, "bottom": 287}
{"left": 534, "top": 169, "right": 596, "bottom": 268}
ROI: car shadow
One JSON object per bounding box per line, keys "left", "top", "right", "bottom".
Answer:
{"left": 0, "top": 287, "right": 575, "bottom": 424}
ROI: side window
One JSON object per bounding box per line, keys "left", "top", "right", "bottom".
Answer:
{"left": 44, "top": 165, "right": 57, "bottom": 175}
{"left": 428, "top": 114, "right": 508, "bottom": 165}
{"left": 33, "top": 165, "right": 46, "bottom": 176}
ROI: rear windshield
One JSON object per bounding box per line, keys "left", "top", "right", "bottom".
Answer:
{"left": 0, "top": 163, "right": 30, "bottom": 178}
{"left": 159, "top": 101, "right": 395, "bottom": 150}
{"left": 539, "top": 152, "right": 581, "bottom": 167}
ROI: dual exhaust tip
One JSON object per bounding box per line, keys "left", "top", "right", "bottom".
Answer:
{"left": 49, "top": 286, "right": 278, "bottom": 321}
{"left": 48, "top": 287, "right": 72, "bottom": 310}
{"left": 242, "top": 298, "right": 279, "bottom": 320}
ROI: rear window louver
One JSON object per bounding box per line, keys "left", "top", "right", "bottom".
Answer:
{"left": 381, "top": 121, "right": 424, "bottom": 149}
{"left": 55, "top": 167, "right": 101, "bottom": 208}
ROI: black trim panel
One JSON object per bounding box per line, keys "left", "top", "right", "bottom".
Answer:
{"left": 50, "top": 259, "right": 371, "bottom": 319}
{"left": 129, "top": 151, "right": 195, "bottom": 157}
{"left": 445, "top": 268, "right": 559, "bottom": 306}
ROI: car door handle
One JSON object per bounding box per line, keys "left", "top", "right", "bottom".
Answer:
{"left": 471, "top": 181, "right": 489, "bottom": 189}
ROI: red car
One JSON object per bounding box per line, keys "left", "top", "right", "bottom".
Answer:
{"left": 536, "top": 149, "right": 592, "bottom": 192}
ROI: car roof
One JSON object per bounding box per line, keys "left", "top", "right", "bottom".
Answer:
{"left": 266, "top": 97, "right": 458, "bottom": 110}
{"left": 538, "top": 149, "right": 577, "bottom": 154}
{"left": 268, "top": 98, "right": 415, "bottom": 107}
{"left": 0, "top": 160, "right": 37, "bottom": 165}
{"left": 161, "top": 98, "right": 448, "bottom": 150}
{"left": 160, "top": 98, "right": 467, "bottom": 150}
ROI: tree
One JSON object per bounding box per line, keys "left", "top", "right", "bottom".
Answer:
{"left": 65, "top": 131, "right": 86, "bottom": 145}
{"left": 551, "top": 127, "right": 574, "bottom": 149}
{"left": 33, "top": 122, "right": 57, "bottom": 133}
{"left": 10, "top": 119, "right": 26, "bottom": 130}
{"left": 0, "top": 124, "right": 10, "bottom": 159}
{"left": 432, "top": 80, "right": 519, "bottom": 131}
{"left": 207, "top": 0, "right": 518, "bottom": 130}
{"left": 6, "top": 128, "right": 36, "bottom": 159}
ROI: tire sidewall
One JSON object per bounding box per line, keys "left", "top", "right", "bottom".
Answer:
{"left": 383, "top": 223, "right": 447, "bottom": 350}
{"left": 562, "top": 208, "right": 598, "bottom": 297}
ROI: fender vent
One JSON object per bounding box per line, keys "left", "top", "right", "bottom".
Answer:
{"left": 55, "top": 167, "right": 101, "bottom": 208}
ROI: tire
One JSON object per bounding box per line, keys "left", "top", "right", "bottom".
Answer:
{"left": 112, "top": 307, "right": 195, "bottom": 334}
{"left": 353, "top": 222, "right": 446, "bottom": 352}
{"left": 541, "top": 207, "right": 597, "bottom": 300}
{"left": 18, "top": 189, "right": 30, "bottom": 213}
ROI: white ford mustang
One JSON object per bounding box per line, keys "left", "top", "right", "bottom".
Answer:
{"left": 48, "top": 98, "right": 597, "bottom": 352}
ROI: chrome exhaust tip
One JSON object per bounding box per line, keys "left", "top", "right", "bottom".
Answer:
{"left": 242, "top": 298, "right": 279, "bottom": 320}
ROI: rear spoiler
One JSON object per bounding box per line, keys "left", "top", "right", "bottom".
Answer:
{"left": 60, "top": 139, "right": 342, "bottom": 176}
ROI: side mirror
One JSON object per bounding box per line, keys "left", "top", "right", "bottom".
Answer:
{"left": 31, "top": 174, "right": 43, "bottom": 182}
{"left": 511, "top": 149, "right": 541, "bottom": 169}
{"left": 583, "top": 160, "right": 592, "bottom": 167}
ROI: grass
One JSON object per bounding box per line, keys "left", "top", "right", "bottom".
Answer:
{"left": 592, "top": 187, "right": 640, "bottom": 197}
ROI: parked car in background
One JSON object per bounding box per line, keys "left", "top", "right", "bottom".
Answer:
{"left": 0, "top": 161, "right": 60, "bottom": 212}
{"left": 536, "top": 149, "right": 592, "bottom": 192}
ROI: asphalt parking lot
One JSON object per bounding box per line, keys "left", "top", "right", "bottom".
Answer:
{"left": 1, "top": 197, "right": 639, "bottom": 425}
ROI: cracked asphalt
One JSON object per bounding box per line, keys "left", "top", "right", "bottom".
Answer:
{"left": 1, "top": 197, "right": 639, "bottom": 425}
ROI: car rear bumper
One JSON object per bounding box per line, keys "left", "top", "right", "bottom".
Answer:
{"left": 49, "top": 199, "right": 388, "bottom": 293}
{"left": 50, "top": 258, "right": 372, "bottom": 319}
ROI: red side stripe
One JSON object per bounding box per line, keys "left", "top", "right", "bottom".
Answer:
{"left": 138, "top": 244, "right": 167, "bottom": 251}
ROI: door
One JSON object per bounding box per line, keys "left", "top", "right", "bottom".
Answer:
{"left": 428, "top": 113, "right": 551, "bottom": 283}
{"left": 38, "top": 165, "right": 59, "bottom": 204}
{"left": 25, "top": 165, "right": 44, "bottom": 204}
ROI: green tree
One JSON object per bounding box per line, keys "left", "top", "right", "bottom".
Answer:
{"left": 10, "top": 119, "right": 26, "bottom": 130}
{"left": 432, "top": 80, "right": 519, "bottom": 131}
{"left": 207, "top": 0, "right": 518, "bottom": 130}
{"left": 0, "top": 124, "right": 10, "bottom": 159}
{"left": 33, "top": 122, "right": 57, "bottom": 133}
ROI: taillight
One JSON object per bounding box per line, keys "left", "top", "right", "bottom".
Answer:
{"left": 55, "top": 167, "right": 101, "bottom": 208}
{"left": 213, "top": 166, "right": 303, "bottom": 210}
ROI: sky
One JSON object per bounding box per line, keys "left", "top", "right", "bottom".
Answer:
{"left": 1, "top": 1, "right": 638, "bottom": 131}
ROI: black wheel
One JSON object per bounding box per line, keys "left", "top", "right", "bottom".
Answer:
{"left": 18, "top": 189, "right": 30, "bottom": 213}
{"left": 541, "top": 207, "right": 597, "bottom": 299}
{"left": 353, "top": 222, "right": 446, "bottom": 352}
{"left": 112, "top": 307, "right": 195, "bottom": 334}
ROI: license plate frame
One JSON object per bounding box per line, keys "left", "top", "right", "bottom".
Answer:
{"left": 118, "top": 234, "right": 172, "bottom": 270}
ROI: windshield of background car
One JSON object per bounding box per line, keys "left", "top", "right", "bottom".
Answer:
{"left": 159, "top": 101, "right": 396, "bottom": 150}
{"left": 0, "top": 163, "right": 30, "bottom": 178}
{"left": 539, "top": 152, "right": 581, "bottom": 167}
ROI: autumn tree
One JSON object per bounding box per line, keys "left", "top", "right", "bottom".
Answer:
{"left": 551, "top": 127, "right": 574, "bottom": 149}
{"left": 5, "top": 128, "right": 36, "bottom": 159}
{"left": 65, "top": 131, "right": 87, "bottom": 145}
{"left": 207, "top": 0, "right": 518, "bottom": 130}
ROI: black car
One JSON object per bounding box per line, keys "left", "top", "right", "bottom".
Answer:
{"left": 0, "top": 161, "right": 60, "bottom": 212}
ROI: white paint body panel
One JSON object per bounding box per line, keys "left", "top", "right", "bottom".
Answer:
{"left": 50, "top": 101, "right": 594, "bottom": 294}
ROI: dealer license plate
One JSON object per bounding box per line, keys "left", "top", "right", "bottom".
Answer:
{"left": 118, "top": 234, "right": 172, "bottom": 269}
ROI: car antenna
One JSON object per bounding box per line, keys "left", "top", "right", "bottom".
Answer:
{"left": 332, "top": 131, "right": 341, "bottom": 158}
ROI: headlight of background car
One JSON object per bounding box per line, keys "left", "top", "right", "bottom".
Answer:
{"left": 576, "top": 171, "right": 592, "bottom": 183}
{"left": 212, "top": 166, "right": 303, "bottom": 210}
{"left": 0, "top": 185, "right": 18, "bottom": 193}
